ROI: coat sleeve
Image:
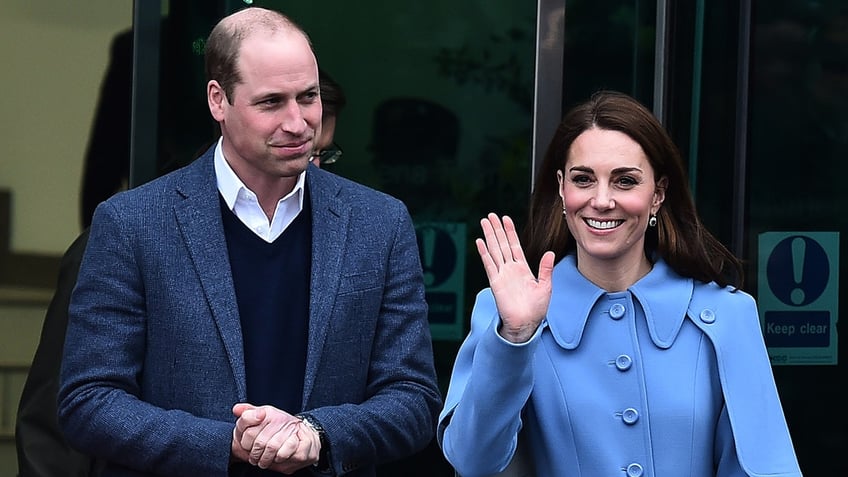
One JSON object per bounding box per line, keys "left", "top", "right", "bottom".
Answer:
{"left": 688, "top": 284, "right": 802, "bottom": 477}
{"left": 438, "top": 289, "right": 541, "bottom": 476}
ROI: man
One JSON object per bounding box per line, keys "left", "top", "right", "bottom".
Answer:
{"left": 57, "top": 7, "right": 441, "bottom": 477}
{"left": 15, "top": 70, "right": 349, "bottom": 474}
{"left": 310, "top": 68, "right": 346, "bottom": 168}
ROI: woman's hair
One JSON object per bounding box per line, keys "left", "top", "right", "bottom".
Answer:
{"left": 522, "top": 90, "right": 743, "bottom": 288}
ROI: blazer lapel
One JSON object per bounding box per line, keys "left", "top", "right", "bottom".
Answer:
{"left": 302, "top": 168, "right": 348, "bottom": 403}
{"left": 173, "top": 152, "right": 247, "bottom": 399}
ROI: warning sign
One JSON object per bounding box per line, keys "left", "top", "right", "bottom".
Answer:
{"left": 758, "top": 232, "right": 839, "bottom": 365}
{"left": 415, "top": 222, "right": 466, "bottom": 340}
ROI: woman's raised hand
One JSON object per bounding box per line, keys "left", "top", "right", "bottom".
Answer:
{"left": 476, "top": 213, "right": 555, "bottom": 343}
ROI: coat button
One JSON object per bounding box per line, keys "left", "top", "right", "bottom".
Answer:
{"left": 609, "top": 303, "right": 626, "bottom": 319}
{"left": 621, "top": 407, "right": 639, "bottom": 424}
{"left": 699, "top": 308, "right": 716, "bottom": 324}
{"left": 615, "top": 354, "right": 633, "bottom": 371}
{"left": 626, "top": 463, "right": 644, "bottom": 476}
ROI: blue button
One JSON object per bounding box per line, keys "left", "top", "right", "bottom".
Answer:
{"left": 609, "top": 303, "right": 626, "bottom": 319}
{"left": 700, "top": 308, "right": 716, "bottom": 324}
{"left": 627, "top": 463, "right": 644, "bottom": 476}
{"left": 615, "top": 354, "right": 633, "bottom": 371}
{"left": 622, "top": 408, "right": 639, "bottom": 424}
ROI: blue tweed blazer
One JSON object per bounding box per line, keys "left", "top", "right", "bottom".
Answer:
{"left": 58, "top": 146, "right": 442, "bottom": 476}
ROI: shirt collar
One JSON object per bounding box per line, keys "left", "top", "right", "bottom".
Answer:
{"left": 213, "top": 136, "right": 306, "bottom": 212}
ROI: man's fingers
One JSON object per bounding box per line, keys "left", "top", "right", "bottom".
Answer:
{"left": 254, "top": 421, "right": 299, "bottom": 468}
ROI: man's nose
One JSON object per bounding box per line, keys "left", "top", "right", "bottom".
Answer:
{"left": 279, "top": 102, "right": 308, "bottom": 134}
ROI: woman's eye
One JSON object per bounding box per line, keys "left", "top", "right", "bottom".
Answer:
{"left": 617, "top": 176, "right": 639, "bottom": 187}
{"left": 571, "top": 174, "right": 592, "bottom": 185}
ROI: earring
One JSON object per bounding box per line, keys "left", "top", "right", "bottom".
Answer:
{"left": 562, "top": 207, "right": 567, "bottom": 217}
{"left": 648, "top": 214, "right": 658, "bottom": 227}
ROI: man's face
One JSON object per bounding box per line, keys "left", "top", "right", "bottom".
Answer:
{"left": 208, "top": 29, "right": 322, "bottom": 186}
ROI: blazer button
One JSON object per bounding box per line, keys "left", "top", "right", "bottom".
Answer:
{"left": 615, "top": 354, "right": 633, "bottom": 371}
{"left": 699, "top": 308, "right": 716, "bottom": 324}
{"left": 626, "top": 463, "right": 644, "bottom": 476}
{"left": 609, "top": 303, "right": 626, "bottom": 319}
{"left": 621, "top": 407, "right": 639, "bottom": 424}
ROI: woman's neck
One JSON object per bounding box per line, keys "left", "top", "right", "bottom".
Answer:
{"left": 576, "top": 253, "right": 653, "bottom": 292}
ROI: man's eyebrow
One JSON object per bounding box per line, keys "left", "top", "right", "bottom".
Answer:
{"left": 252, "top": 91, "right": 285, "bottom": 102}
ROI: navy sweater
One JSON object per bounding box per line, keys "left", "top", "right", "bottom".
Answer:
{"left": 221, "top": 195, "right": 311, "bottom": 415}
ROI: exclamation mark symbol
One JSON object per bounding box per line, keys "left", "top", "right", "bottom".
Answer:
{"left": 421, "top": 227, "right": 436, "bottom": 286}
{"left": 791, "top": 237, "right": 806, "bottom": 305}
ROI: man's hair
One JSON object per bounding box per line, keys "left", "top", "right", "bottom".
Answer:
{"left": 204, "top": 7, "right": 313, "bottom": 102}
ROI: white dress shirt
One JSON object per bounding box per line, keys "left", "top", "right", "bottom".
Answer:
{"left": 213, "top": 137, "right": 305, "bottom": 242}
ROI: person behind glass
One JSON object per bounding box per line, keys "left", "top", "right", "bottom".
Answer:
{"left": 438, "top": 91, "right": 802, "bottom": 476}
{"left": 310, "top": 67, "right": 346, "bottom": 168}
{"left": 57, "top": 7, "right": 441, "bottom": 477}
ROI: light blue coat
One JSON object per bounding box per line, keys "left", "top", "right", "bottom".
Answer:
{"left": 439, "top": 256, "right": 801, "bottom": 477}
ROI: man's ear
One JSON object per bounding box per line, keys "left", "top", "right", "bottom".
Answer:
{"left": 207, "top": 80, "right": 227, "bottom": 122}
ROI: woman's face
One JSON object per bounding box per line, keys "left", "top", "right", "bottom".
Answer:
{"left": 557, "top": 127, "right": 666, "bottom": 268}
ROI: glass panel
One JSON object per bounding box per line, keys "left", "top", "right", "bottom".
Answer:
{"left": 0, "top": 2, "right": 135, "bottom": 474}
{"left": 748, "top": 1, "right": 848, "bottom": 473}
{"left": 679, "top": 0, "right": 848, "bottom": 473}
{"left": 667, "top": 1, "right": 741, "bottom": 247}
{"left": 0, "top": 2, "right": 134, "bottom": 282}
{"left": 561, "top": 1, "right": 656, "bottom": 110}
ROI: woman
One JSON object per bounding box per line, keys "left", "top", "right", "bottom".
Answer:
{"left": 438, "top": 91, "right": 801, "bottom": 477}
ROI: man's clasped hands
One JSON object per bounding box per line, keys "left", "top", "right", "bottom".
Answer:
{"left": 232, "top": 403, "right": 322, "bottom": 474}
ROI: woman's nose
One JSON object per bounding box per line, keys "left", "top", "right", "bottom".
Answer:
{"left": 590, "top": 186, "right": 615, "bottom": 210}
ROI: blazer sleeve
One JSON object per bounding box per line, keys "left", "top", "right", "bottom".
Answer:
{"left": 57, "top": 201, "right": 235, "bottom": 477}
{"left": 305, "top": 199, "right": 443, "bottom": 475}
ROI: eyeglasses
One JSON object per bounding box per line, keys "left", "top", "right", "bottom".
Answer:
{"left": 311, "top": 143, "right": 343, "bottom": 165}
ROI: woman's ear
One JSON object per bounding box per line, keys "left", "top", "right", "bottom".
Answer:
{"left": 556, "top": 170, "right": 565, "bottom": 202}
{"left": 653, "top": 176, "right": 668, "bottom": 210}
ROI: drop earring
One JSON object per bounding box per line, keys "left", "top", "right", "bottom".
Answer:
{"left": 648, "top": 214, "right": 658, "bottom": 227}
{"left": 562, "top": 207, "right": 567, "bottom": 217}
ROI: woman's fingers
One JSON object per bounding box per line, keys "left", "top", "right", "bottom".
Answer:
{"left": 479, "top": 214, "right": 502, "bottom": 264}
{"left": 501, "top": 215, "right": 527, "bottom": 263}
{"left": 489, "top": 213, "right": 513, "bottom": 263}
{"left": 479, "top": 213, "right": 524, "bottom": 265}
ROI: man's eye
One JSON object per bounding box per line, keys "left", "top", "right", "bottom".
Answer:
{"left": 301, "top": 92, "right": 319, "bottom": 103}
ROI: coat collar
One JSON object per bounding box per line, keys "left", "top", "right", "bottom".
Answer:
{"left": 546, "top": 255, "right": 694, "bottom": 350}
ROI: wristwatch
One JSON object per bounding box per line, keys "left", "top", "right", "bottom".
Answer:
{"left": 297, "top": 413, "right": 331, "bottom": 473}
